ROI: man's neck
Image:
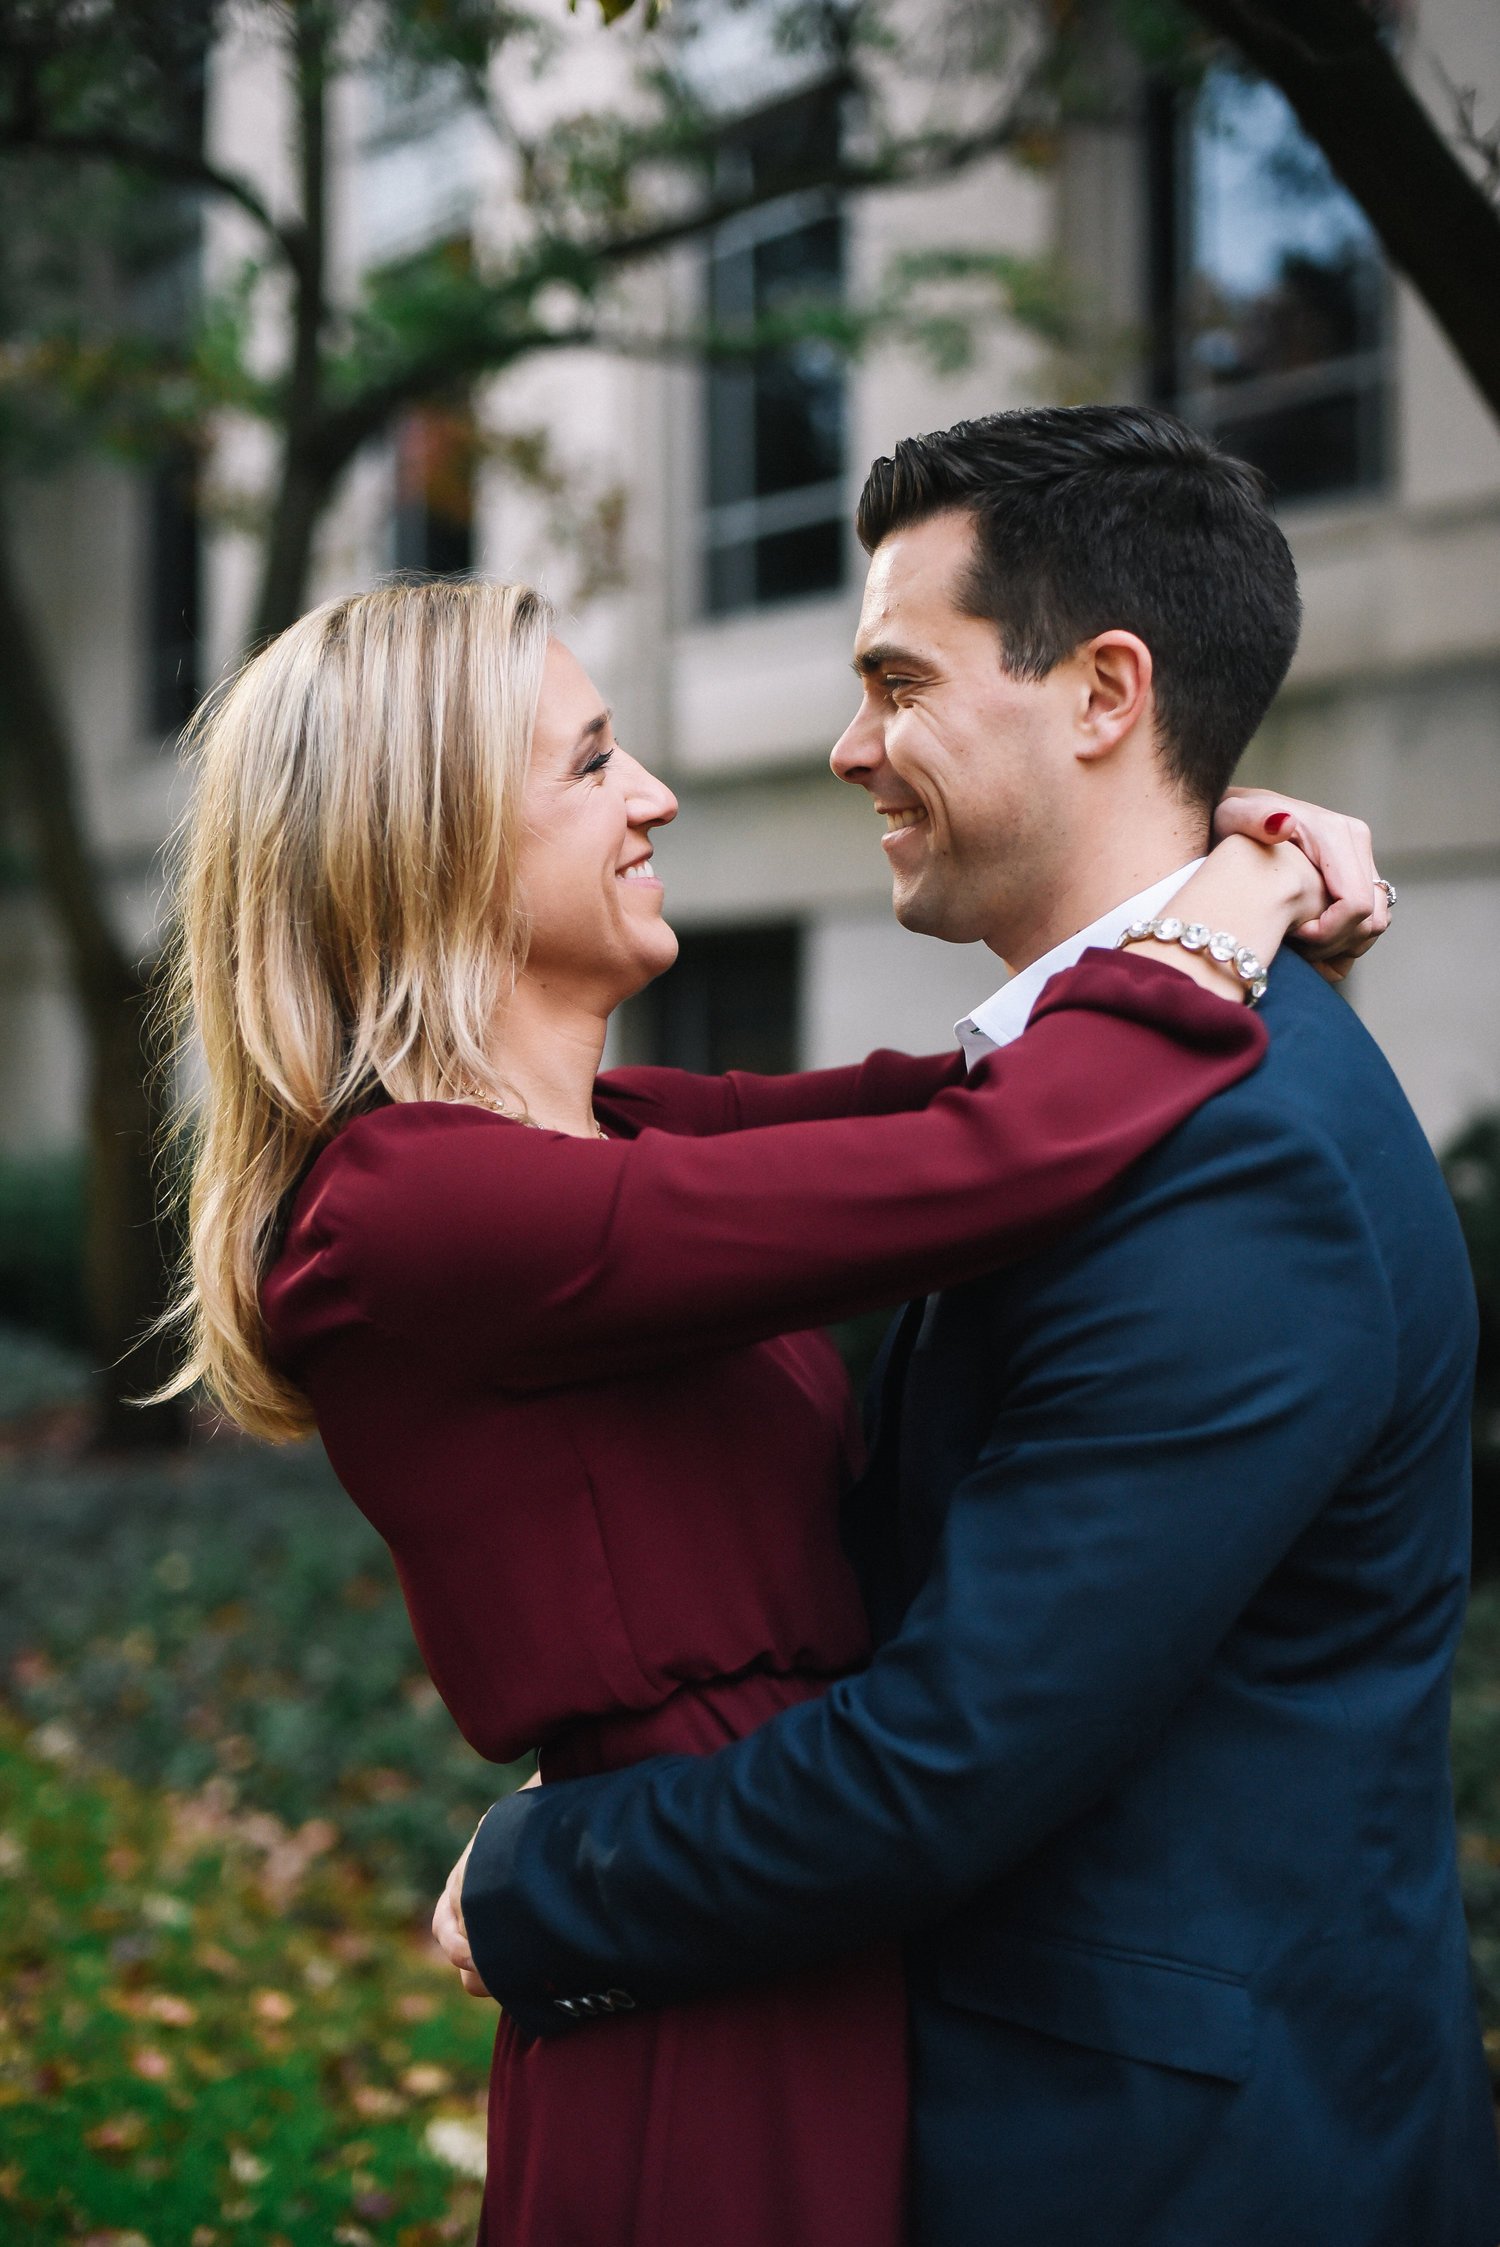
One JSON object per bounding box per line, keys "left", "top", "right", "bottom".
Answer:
{"left": 995, "top": 819, "right": 1211, "bottom": 975}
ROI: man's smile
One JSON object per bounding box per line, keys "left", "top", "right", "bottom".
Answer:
{"left": 878, "top": 804, "right": 929, "bottom": 855}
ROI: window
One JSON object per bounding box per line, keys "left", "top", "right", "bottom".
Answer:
{"left": 704, "top": 86, "right": 847, "bottom": 614}
{"left": 632, "top": 923, "right": 802, "bottom": 1074}
{"left": 394, "top": 404, "right": 476, "bottom": 575}
{"left": 1148, "top": 65, "right": 1388, "bottom": 503}
{"left": 145, "top": 446, "right": 202, "bottom": 733}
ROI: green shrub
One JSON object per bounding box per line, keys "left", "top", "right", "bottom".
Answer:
{"left": 0, "top": 1322, "right": 91, "bottom": 1421}
{"left": 0, "top": 1432, "right": 531, "bottom": 1907}
{"left": 1443, "top": 1113, "right": 1500, "bottom": 1577}
{"left": 0, "top": 1149, "right": 87, "bottom": 1347}
{"left": 0, "top": 1711, "right": 493, "bottom": 2244}
{"left": 1453, "top": 1583, "right": 1500, "bottom": 2080}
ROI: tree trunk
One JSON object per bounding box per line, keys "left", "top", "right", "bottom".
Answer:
{"left": 250, "top": 8, "right": 334, "bottom": 648}
{"left": 1182, "top": 0, "right": 1500, "bottom": 426}
{"left": 0, "top": 508, "right": 185, "bottom": 1447}
{"left": 81, "top": 964, "right": 184, "bottom": 1451}
{"left": 251, "top": 439, "right": 335, "bottom": 645}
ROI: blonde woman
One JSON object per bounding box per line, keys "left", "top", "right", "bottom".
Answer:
{"left": 160, "top": 577, "right": 1372, "bottom": 2247}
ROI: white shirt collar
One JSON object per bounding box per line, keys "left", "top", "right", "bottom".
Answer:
{"left": 955, "top": 860, "right": 1206, "bottom": 1067}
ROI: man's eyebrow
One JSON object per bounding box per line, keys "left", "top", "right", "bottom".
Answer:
{"left": 571, "top": 710, "right": 612, "bottom": 753}
{"left": 852, "top": 642, "right": 928, "bottom": 678}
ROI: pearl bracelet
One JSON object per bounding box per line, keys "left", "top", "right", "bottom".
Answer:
{"left": 1114, "top": 916, "right": 1269, "bottom": 1006}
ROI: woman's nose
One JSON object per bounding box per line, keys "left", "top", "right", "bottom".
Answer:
{"left": 624, "top": 752, "right": 677, "bottom": 828}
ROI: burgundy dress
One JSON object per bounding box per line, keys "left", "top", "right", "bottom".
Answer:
{"left": 261, "top": 953, "right": 1265, "bottom": 2247}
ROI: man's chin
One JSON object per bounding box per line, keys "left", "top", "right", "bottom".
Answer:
{"left": 892, "top": 882, "right": 978, "bottom": 945}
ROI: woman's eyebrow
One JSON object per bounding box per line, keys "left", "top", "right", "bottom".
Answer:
{"left": 572, "top": 710, "right": 612, "bottom": 754}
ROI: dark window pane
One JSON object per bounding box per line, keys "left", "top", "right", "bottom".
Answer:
{"left": 146, "top": 450, "right": 201, "bottom": 733}
{"left": 637, "top": 925, "right": 801, "bottom": 1076}
{"left": 1149, "top": 65, "right": 1388, "bottom": 504}
{"left": 1214, "top": 389, "right": 1375, "bottom": 505}
{"left": 742, "top": 83, "right": 841, "bottom": 193}
{"left": 707, "top": 542, "right": 757, "bottom": 615}
{"left": 703, "top": 90, "right": 847, "bottom": 615}
{"left": 751, "top": 350, "right": 843, "bottom": 494}
{"left": 755, "top": 518, "right": 843, "bottom": 604}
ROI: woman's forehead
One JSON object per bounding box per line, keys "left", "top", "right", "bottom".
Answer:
{"left": 533, "top": 639, "right": 610, "bottom": 763}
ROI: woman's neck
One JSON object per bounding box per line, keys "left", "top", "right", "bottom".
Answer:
{"left": 485, "top": 975, "right": 608, "bottom": 1137}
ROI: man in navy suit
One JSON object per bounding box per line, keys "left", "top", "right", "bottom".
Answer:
{"left": 444, "top": 409, "right": 1500, "bottom": 2243}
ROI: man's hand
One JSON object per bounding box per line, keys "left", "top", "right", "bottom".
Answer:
{"left": 1213, "top": 786, "right": 1391, "bottom": 981}
{"left": 433, "top": 1772, "right": 542, "bottom": 2000}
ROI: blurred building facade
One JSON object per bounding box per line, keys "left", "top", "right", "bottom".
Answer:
{"left": 5, "top": 0, "right": 1499, "bottom": 1153}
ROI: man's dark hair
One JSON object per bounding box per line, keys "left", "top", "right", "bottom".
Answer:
{"left": 856, "top": 405, "right": 1301, "bottom": 809}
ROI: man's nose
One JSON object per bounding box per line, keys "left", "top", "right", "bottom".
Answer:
{"left": 831, "top": 701, "right": 883, "bottom": 785}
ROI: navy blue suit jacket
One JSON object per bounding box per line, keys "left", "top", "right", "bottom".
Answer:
{"left": 464, "top": 955, "right": 1500, "bottom": 2246}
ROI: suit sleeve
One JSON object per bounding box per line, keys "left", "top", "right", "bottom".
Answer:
{"left": 461, "top": 1094, "right": 1397, "bottom": 2033}
{"left": 295, "top": 954, "right": 1265, "bottom": 1389}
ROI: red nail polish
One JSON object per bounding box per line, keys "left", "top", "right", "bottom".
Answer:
{"left": 1264, "top": 812, "right": 1290, "bottom": 834}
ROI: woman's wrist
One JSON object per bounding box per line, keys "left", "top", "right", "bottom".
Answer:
{"left": 1122, "top": 837, "right": 1325, "bottom": 1004}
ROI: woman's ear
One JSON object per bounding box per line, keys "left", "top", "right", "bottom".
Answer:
{"left": 1074, "top": 630, "right": 1154, "bottom": 763}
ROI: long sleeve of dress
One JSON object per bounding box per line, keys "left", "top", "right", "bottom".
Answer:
{"left": 271, "top": 952, "right": 1265, "bottom": 1391}
{"left": 592, "top": 1048, "right": 967, "bottom": 1138}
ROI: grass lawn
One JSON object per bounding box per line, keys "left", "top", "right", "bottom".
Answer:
{"left": 0, "top": 1333, "right": 522, "bottom": 2244}
{"left": 0, "top": 1712, "right": 493, "bottom": 2245}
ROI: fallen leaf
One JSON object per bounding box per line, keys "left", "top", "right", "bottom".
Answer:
{"left": 85, "top": 2112, "right": 148, "bottom": 2155}
{"left": 350, "top": 2084, "right": 404, "bottom": 2119}
{"left": 401, "top": 2063, "right": 450, "bottom": 2097}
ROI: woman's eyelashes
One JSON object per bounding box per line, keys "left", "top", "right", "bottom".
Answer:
{"left": 580, "top": 746, "right": 615, "bottom": 779}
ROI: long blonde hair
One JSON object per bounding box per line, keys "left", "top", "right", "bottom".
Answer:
{"left": 152, "top": 577, "right": 554, "bottom": 1441}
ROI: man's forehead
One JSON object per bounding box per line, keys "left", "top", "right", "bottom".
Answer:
{"left": 853, "top": 514, "right": 973, "bottom": 662}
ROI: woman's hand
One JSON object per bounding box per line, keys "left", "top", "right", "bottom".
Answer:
{"left": 432, "top": 1770, "right": 542, "bottom": 2000}
{"left": 1131, "top": 834, "right": 1325, "bottom": 1004}
{"left": 1214, "top": 786, "right": 1391, "bottom": 983}
{"left": 433, "top": 1826, "right": 491, "bottom": 1998}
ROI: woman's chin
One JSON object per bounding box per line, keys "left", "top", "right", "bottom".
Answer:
{"left": 619, "top": 925, "right": 679, "bottom": 1000}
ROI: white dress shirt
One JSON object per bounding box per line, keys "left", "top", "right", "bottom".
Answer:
{"left": 954, "top": 861, "right": 1206, "bottom": 1067}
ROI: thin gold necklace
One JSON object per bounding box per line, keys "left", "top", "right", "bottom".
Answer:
{"left": 457, "top": 1087, "right": 607, "bottom": 1141}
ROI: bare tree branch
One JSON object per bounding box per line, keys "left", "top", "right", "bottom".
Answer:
{"left": 2, "top": 122, "right": 302, "bottom": 270}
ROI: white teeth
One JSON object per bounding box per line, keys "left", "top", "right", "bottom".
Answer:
{"left": 619, "top": 863, "right": 654, "bottom": 879}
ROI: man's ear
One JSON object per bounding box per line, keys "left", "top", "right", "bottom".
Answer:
{"left": 1073, "top": 631, "right": 1154, "bottom": 763}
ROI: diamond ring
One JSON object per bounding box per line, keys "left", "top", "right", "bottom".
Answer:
{"left": 1374, "top": 877, "right": 1398, "bottom": 911}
